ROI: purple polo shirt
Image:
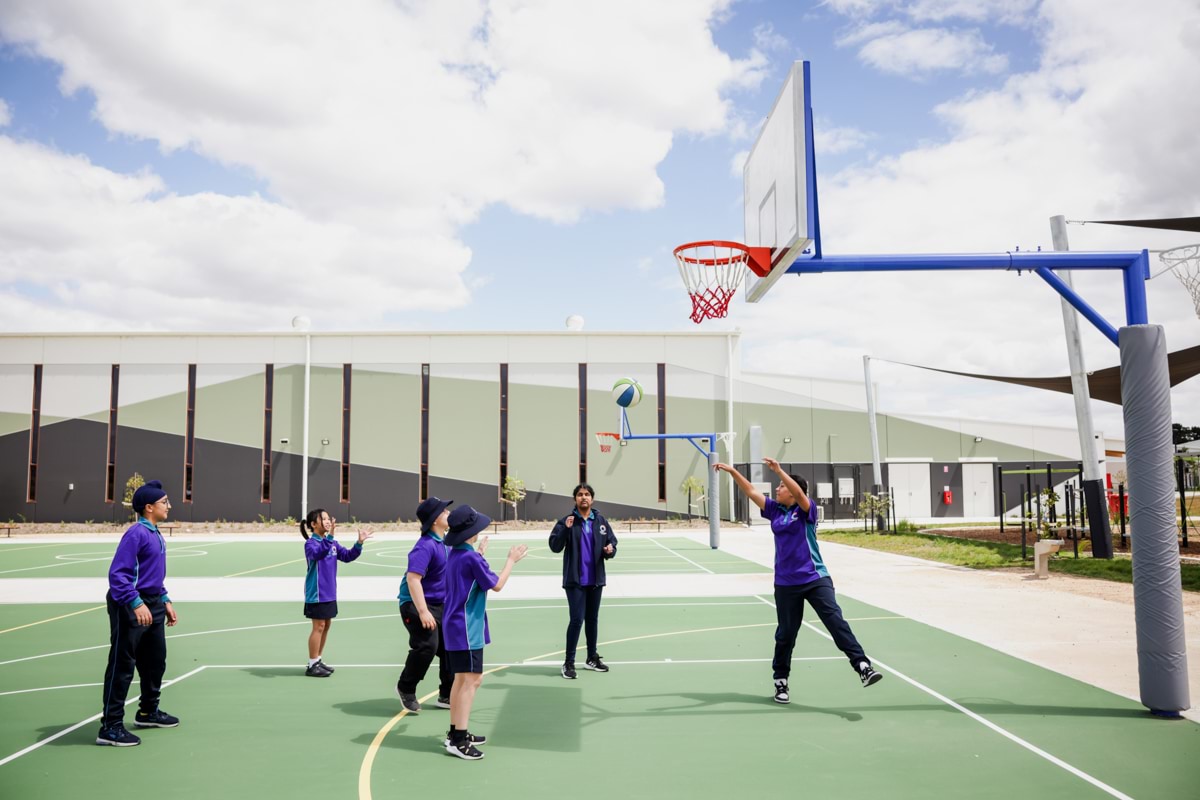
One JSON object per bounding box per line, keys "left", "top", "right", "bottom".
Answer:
{"left": 303, "top": 534, "right": 362, "bottom": 603}
{"left": 397, "top": 532, "right": 447, "bottom": 605}
{"left": 578, "top": 513, "right": 595, "bottom": 587}
{"left": 108, "top": 519, "right": 170, "bottom": 608}
{"left": 762, "top": 497, "right": 821, "bottom": 586}
{"left": 442, "top": 544, "right": 499, "bottom": 651}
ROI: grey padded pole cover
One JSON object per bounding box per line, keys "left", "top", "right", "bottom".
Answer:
{"left": 708, "top": 450, "right": 721, "bottom": 550}
{"left": 1121, "top": 325, "right": 1190, "bottom": 712}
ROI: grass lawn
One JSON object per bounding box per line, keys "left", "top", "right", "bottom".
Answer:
{"left": 819, "top": 530, "right": 1200, "bottom": 592}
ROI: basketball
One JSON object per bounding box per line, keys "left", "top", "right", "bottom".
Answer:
{"left": 612, "top": 377, "right": 643, "bottom": 408}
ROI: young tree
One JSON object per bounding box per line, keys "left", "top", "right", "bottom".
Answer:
{"left": 501, "top": 475, "right": 527, "bottom": 522}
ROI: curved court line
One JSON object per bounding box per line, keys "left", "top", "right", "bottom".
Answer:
{"left": 752, "top": 595, "right": 1135, "bottom": 800}
{"left": 0, "top": 682, "right": 102, "bottom": 697}
{"left": 223, "top": 558, "right": 305, "bottom": 577}
{"left": 0, "top": 605, "right": 105, "bottom": 636}
{"left": 358, "top": 619, "right": 775, "bottom": 800}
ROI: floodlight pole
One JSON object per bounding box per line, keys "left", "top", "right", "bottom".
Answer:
{"left": 1049, "top": 215, "right": 1112, "bottom": 557}
{"left": 302, "top": 332, "right": 310, "bottom": 518}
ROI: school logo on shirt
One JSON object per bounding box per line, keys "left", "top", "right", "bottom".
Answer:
{"left": 600, "top": 525, "right": 607, "bottom": 534}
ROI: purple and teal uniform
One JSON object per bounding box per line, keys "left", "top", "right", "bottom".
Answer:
{"left": 442, "top": 544, "right": 499, "bottom": 652}
{"left": 397, "top": 532, "right": 447, "bottom": 606}
{"left": 762, "top": 495, "right": 868, "bottom": 678}
{"left": 304, "top": 534, "right": 362, "bottom": 603}
{"left": 108, "top": 517, "right": 171, "bottom": 610}
{"left": 762, "top": 497, "right": 825, "bottom": 586}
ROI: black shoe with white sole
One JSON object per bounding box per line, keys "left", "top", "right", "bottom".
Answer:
{"left": 561, "top": 662, "right": 577, "bottom": 679}
{"left": 773, "top": 679, "right": 790, "bottom": 704}
{"left": 96, "top": 724, "right": 141, "bottom": 746}
{"left": 858, "top": 662, "right": 883, "bottom": 687}
{"left": 443, "top": 731, "right": 487, "bottom": 747}
{"left": 445, "top": 739, "right": 485, "bottom": 760}
{"left": 133, "top": 709, "right": 179, "bottom": 728}
{"left": 584, "top": 656, "right": 609, "bottom": 672}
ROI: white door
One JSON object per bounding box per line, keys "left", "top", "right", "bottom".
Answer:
{"left": 962, "top": 463, "right": 995, "bottom": 517}
{"left": 889, "top": 463, "right": 932, "bottom": 520}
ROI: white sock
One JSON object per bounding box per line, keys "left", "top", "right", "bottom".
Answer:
{"left": 308, "top": 657, "right": 319, "bottom": 667}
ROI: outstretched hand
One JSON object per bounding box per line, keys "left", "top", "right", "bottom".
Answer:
{"left": 357, "top": 528, "right": 374, "bottom": 544}
{"left": 508, "top": 544, "right": 529, "bottom": 563}
{"left": 763, "top": 456, "right": 782, "bottom": 473}
{"left": 713, "top": 462, "right": 732, "bottom": 473}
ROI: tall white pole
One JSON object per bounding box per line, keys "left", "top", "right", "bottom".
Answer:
{"left": 1049, "top": 215, "right": 1112, "bottom": 556}
{"left": 726, "top": 332, "right": 736, "bottom": 523}
{"left": 864, "top": 355, "right": 884, "bottom": 531}
{"left": 302, "top": 332, "right": 311, "bottom": 516}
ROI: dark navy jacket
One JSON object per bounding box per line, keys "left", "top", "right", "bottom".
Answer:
{"left": 548, "top": 509, "right": 618, "bottom": 588}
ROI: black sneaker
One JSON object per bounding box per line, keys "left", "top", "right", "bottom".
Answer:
{"left": 583, "top": 656, "right": 609, "bottom": 672}
{"left": 443, "top": 731, "right": 487, "bottom": 746}
{"left": 133, "top": 709, "right": 179, "bottom": 728}
{"left": 96, "top": 724, "right": 141, "bottom": 746}
{"left": 305, "top": 662, "right": 332, "bottom": 677}
{"left": 561, "top": 662, "right": 577, "bottom": 680}
{"left": 435, "top": 696, "right": 452, "bottom": 709}
{"left": 317, "top": 660, "right": 335, "bottom": 674}
{"left": 773, "top": 678, "right": 790, "bottom": 704}
{"left": 445, "top": 739, "right": 485, "bottom": 760}
{"left": 398, "top": 691, "right": 421, "bottom": 714}
{"left": 858, "top": 661, "right": 883, "bottom": 688}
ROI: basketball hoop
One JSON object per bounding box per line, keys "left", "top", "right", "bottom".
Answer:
{"left": 595, "top": 432, "right": 621, "bottom": 454}
{"left": 673, "top": 240, "right": 772, "bottom": 324}
{"left": 1160, "top": 244, "right": 1200, "bottom": 319}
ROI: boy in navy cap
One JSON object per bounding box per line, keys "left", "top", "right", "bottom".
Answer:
{"left": 96, "top": 480, "right": 180, "bottom": 746}
{"left": 440, "top": 505, "right": 528, "bottom": 760}
{"left": 395, "top": 496, "right": 455, "bottom": 713}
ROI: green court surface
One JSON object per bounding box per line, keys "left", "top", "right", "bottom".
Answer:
{"left": 0, "top": 537, "right": 770, "bottom": 578}
{"left": 1, "top": 596, "right": 1197, "bottom": 799}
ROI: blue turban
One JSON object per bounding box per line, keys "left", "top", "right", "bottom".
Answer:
{"left": 132, "top": 480, "right": 167, "bottom": 514}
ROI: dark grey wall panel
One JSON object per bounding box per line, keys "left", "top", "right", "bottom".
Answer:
{"left": 115, "top": 426, "right": 187, "bottom": 522}
{"left": 428, "top": 475, "right": 501, "bottom": 519}
{"left": 33, "top": 419, "right": 117, "bottom": 523}
{"left": 344, "top": 463, "right": 418, "bottom": 523}
{"left": 931, "top": 462, "right": 964, "bottom": 519}
{"left": 0, "top": 431, "right": 35, "bottom": 522}
{"left": 269, "top": 452, "right": 342, "bottom": 521}
{"left": 190, "top": 438, "right": 267, "bottom": 523}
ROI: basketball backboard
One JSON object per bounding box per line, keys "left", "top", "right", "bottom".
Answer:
{"left": 744, "top": 61, "right": 821, "bottom": 303}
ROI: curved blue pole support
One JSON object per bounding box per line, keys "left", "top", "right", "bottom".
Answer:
{"left": 1123, "top": 250, "right": 1150, "bottom": 325}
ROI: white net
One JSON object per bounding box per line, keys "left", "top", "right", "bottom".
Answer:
{"left": 595, "top": 432, "right": 620, "bottom": 454}
{"left": 1160, "top": 244, "right": 1200, "bottom": 319}
{"left": 673, "top": 241, "right": 754, "bottom": 323}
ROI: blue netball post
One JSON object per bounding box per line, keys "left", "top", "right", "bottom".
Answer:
{"left": 608, "top": 376, "right": 732, "bottom": 550}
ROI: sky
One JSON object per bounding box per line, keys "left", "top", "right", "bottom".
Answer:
{"left": 1, "top": 0, "right": 1199, "bottom": 440}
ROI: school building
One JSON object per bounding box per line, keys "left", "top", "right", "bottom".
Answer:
{"left": 0, "top": 332, "right": 1118, "bottom": 524}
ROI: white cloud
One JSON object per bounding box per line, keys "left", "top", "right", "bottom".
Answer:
{"left": 730, "top": 149, "right": 749, "bottom": 177}
{"left": 826, "top": 0, "right": 1037, "bottom": 24}
{"left": 0, "top": 98, "right": 9, "bottom": 127}
{"left": 0, "top": 0, "right": 768, "bottom": 329}
{"left": 753, "top": 22, "right": 790, "bottom": 52}
{"left": 856, "top": 27, "right": 1008, "bottom": 76}
{"left": 815, "top": 121, "right": 873, "bottom": 154}
{"left": 736, "top": 0, "right": 1200, "bottom": 433}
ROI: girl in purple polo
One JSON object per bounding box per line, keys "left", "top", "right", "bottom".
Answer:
{"left": 440, "top": 504, "right": 528, "bottom": 760}
{"left": 715, "top": 457, "right": 882, "bottom": 704}
{"left": 301, "top": 508, "right": 373, "bottom": 677}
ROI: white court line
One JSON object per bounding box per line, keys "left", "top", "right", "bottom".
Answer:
{"left": 0, "top": 603, "right": 768, "bottom": 667}
{"left": 752, "top": 595, "right": 1134, "bottom": 800}
{"left": 0, "top": 558, "right": 110, "bottom": 575}
{"left": 519, "top": 656, "right": 842, "bottom": 666}
{"left": 646, "top": 538, "right": 714, "bottom": 574}
{"left": 0, "top": 665, "right": 207, "bottom": 768}
{"left": 0, "top": 683, "right": 102, "bottom": 697}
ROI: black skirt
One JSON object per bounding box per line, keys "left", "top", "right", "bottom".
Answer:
{"left": 303, "top": 600, "right": 338, "bottom": 619}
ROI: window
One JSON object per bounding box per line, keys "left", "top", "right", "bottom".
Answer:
{"left": 105, "top": 365, "right": 120, "bottom": 503}
{"left": 340, "top": 364, "right": 351, "bottom": 503}
{"left": 27, "top": 364, "right": 42, "bottom": 503}
{"left": 184, "top": 365, "right": 196, "bottom": 503}
{"left": 420, "top": 364, "right": 430, "bottom": 498}
{"left": 578, "top": 363, "right": 588, "bottom": 485}
{"left": 657, "top": 363, "right": 667, "bottom": 502}
{"left": 261, "top": 365, "right": 273, "bottom": 503}
{"left": 499, "top": 363, "right": 509, "bottom": 499}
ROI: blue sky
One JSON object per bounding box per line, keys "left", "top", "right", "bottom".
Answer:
{"left": 1, "top": 0, "right": 1198, "bottom": 434}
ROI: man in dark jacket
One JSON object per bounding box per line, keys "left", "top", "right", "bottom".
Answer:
{"left": 548, "top": 483, "right": 618, "bottom": 679}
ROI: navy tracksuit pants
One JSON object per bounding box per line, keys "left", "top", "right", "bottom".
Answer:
{"left": 772, "top": 577, "right": 866, "bottom": 679}
{"left": 101, "top": 592, "right": 167, "bottom": 728}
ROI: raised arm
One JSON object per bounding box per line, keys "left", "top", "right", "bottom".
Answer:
{"left": 713, "top": 462, "right": 767, "bottom": 510}
{"left": 764, "top": 457, "right": 811, "bottom": 512}
{"left": 490, "top": 545, "right": 529, "bottom": 592}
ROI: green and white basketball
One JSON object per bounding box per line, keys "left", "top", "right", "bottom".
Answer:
{"left": 612, "top": 377, "right": 643, "bottom": 408}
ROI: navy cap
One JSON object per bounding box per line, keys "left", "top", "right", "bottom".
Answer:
{"left": 415, "top": 496, "right": 453, "bottom": 530}
{"left": 444, "top": 505, "right": 492, "bottom": 547}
